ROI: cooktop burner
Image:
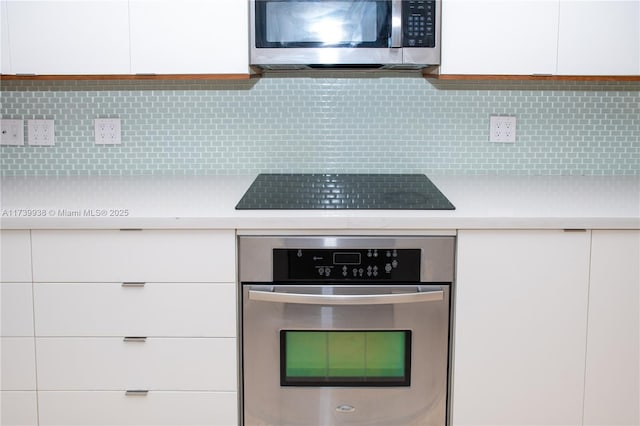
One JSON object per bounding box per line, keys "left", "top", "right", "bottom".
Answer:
{"left": 235, "top": 174, "right": 455, "bottom": 210}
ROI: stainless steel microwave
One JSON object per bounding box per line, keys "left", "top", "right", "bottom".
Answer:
{"left": 249, "top": 0, "right": 441, "bottom": 70}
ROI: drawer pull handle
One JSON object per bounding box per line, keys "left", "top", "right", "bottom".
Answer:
{"left": 125, "top": 390, "right": 149, "bottom": 396}
{"left": 123, "top": 337, "right": 147, "bottom": 342}
{"left": 122, "top": 282, "right": 146, "bottom": 287}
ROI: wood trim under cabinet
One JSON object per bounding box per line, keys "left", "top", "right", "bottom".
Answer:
{"left": 2, "top": 72, "right": 637, "bottom": 82}
{"left": 430, "top": 74, "right": 640, "bottom": 81}
{"left": 0, "top": 73, "right": 253, "bottom": 81}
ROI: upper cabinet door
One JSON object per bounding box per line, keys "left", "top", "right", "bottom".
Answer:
{"left": 5, "top": 0, "right": 130, "bottom": 75}
{"left": 557, "top": 0, "right": 640, "bottom": 75}
{"left": 1, "top": 0, "right": 11, "bottom": 74}
{"left": 129, "top": 0, "right": 249, "bottom": 74}
{"left": 440, "top": 0, "right": 559, "bottom": 75}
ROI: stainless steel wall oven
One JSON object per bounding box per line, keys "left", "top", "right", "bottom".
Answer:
{"left": 239, "top": 235, "right": 455, "bottom": 426}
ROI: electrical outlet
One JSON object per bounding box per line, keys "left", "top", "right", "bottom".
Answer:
{"left": 27, "top": 119, "right": 55, "bottom": 146}
{"left": 489, "top": 115, "right": 517, "bottom": 143}
{"left": 94, "top": 118, "right": 121, "bottom": 145}
{"left": 1, "top": 119, "right": 24, "bottom": 146}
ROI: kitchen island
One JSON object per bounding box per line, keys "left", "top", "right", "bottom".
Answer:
{"left": 1, "top": 174, "right": 638, "bottom": 426}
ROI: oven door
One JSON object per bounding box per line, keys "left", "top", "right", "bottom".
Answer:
{"left": 250, "top": 0, "right": 403, "bottom": 66}
{"left": 241, "top": 284, "right": 450, "bottom": 426}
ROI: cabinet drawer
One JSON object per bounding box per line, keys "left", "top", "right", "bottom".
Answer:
{"left": 1, "top": 230, "right": 32, "bottom": 282}
{"left": 31, "top": 230, "right": 235, "bottom": 283}
{"left": 37, "top": 337, "right": 236, "bottom": 391}
{"left": 1, "top": 283, "right": 34, "bottom": 336}
{"left": 1, "top": 338, "right": 36, "bottom": 390}
{"left": 38, "top": 391, "right": 237, "bottom": 426}
{"left": 34, "top": 283, "right": 235, "bottom": 337}
{"left": 1, "top": 391, "right": 38, "bottom": 426}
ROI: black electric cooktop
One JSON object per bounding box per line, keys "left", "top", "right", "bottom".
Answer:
{"left": 235, "top": 174, "right": 455, "bottom": 210}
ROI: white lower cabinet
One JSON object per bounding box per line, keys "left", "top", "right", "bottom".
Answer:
{"left": 31, "top": 230, "right": 236, "bottom": 283}
{"left": 583, "top": 230, "right": 640, "bottom": 425}
{"left": 1, "top": 283, "right": 34, "bottom": 337}
{"left": 453, "top": 230, "right": 591, "bottom": 426}
{"left": 28, "top": 229, "right": 239, "bottom": 425}
{"left": 1, "top": 338, "right": 36, "bottom": 391}
{"left": 33, "top": 283, "right": 235, "bottom": 337}
{"left": 36, "top": 337, "right": 236, "bottom": 391}
{"left": 0, "top": 230, "right": 32, "bottom": 282}
{"left": 37, "top": 391, "right": 237, "bottom": 426}
{"left": 1, "top": 391, "right": 38, "bottom": 426}
{"left": 0, "top": 231, "right": 36, "bottom": 426}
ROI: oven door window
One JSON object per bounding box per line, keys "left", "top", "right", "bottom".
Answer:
{"left": 280, "top": 330, "right": 411, "bottom": 386}
{"left": 255, "top": 0, "right": 392, "bottom": 48}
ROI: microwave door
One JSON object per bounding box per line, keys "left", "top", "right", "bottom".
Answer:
{"left": 251, "top": 0, "right": 403, "bottom": 66}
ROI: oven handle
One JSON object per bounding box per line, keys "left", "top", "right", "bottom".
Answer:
{"left": 248, "top": 287, "right": 444, "bottom": 305}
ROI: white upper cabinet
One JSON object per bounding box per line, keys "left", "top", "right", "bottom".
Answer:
{"left": 2, "top": 0, "right": 249, "bottom": 75}
{"left": 440, "top": 0, "right": 560, "bottom": 75}
{"left": 441, "top": 0, "right": 640, "bottom": 76}
{"left": 557, "top": 0, "right": 640, "bottom": 75}
{"left": 1, "top": 0, "right": 11, "bottom": 74}
{"left": 5, "top": 0, "right": 130, "bottom": 75}
{"left": 129, "top": 0, "right": 249, "bottom": 74}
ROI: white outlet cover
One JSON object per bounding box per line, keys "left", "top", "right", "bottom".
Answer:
{"left": 489, "top": 115, "right": 517, "bottom": 143}
{"left": 27, "top": 119, "right": 55, "bottom": 146}
{"left": 1, "top": 119, "right": 24, "bottom": 146}
{"left": 94, "top": 118, "right": 122, "bottom": 145}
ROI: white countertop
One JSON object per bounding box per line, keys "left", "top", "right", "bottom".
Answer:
{"left": 1, "top": 175, "right": 638, "bottom": 230}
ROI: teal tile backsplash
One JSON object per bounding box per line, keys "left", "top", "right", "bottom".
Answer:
{"left": 1, "top": 74, "right": 639, "bottom": 176}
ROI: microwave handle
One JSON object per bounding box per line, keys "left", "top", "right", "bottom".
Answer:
{"left": 248, "top": 288, "right": 443, "bottom": 306}
{"left": 391, "top": 0, "right": 402, "bottom": 48}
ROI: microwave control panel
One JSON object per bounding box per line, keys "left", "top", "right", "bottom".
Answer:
{"left": 403, "top": 0, "right": 436, "bottom": 48}
{"left": 273, "top": 248, "right": 421, "bottom": 282}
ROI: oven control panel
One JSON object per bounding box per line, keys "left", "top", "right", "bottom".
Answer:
{"left": 273, "top": 248, "right": 421, "bottom": 282}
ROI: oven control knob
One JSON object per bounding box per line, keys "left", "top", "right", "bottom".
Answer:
{"left": 385, "top": 263, "right": 392, "bottom": 273}
{"left": 386, "top": 250, "right": 392, "bottom": 257}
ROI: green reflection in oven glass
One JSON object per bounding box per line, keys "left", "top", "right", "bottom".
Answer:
{"left": 286, "top": 331, "right": 327, "bottom": 377}
{"left": 285, "top": 331, "right": 406, "bottom": 379}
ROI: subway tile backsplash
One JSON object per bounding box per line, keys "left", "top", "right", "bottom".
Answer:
{"left": 1, "top": 74, "right": 638, "bottom": 176}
